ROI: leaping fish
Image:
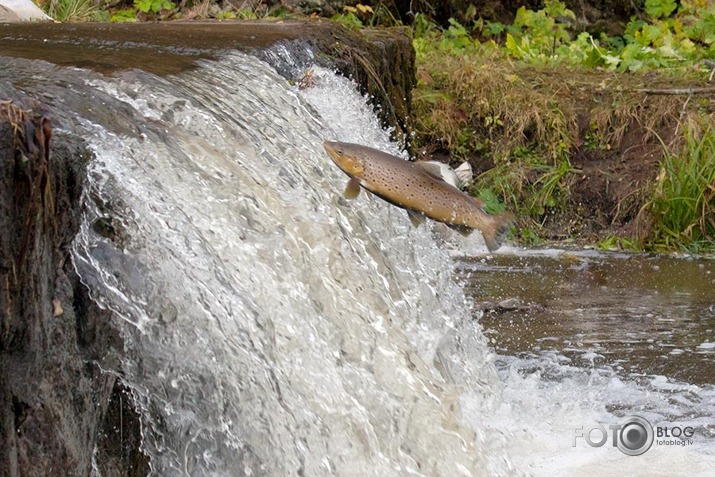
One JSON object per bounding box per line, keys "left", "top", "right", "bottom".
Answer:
{"left": 323, "top": 141, "right": 514, "bottom": 251}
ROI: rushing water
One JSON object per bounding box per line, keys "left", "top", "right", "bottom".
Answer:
{"left": 2, "top": 48, "right": 714, "bottom": 476}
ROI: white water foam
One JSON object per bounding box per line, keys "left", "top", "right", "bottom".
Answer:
{"left": 66, "top": 54, "right": 517, "bottom": 475}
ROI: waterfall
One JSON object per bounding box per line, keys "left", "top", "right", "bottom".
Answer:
{"left": 15, "top": 52, "right": 513, "bottom": 475}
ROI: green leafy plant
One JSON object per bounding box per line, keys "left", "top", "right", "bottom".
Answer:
{"left": 228, "top": 0, "right": 292, "bottom": 20}
{"left": 519, "top": 226, "right": 545, "bottom": 245}
{"left": 215, "top": 10, "right": 238, "bottom": 20}
{"left": 477, "top": 188, "right": 507, "bottom": 214}
{"left": 108, "top": 0, "right": 174, "bottom": 22}
{"left": 331, "top": 4, "right": 373, "bottom": 29}
{"left": 454, "top": 0, "right": 715, "bottom": 71}
{"left": 412, "top": 12, "right": 440, "bottom": 39}
{"left": 135, "top": 0, "right": 174, "bottom": 14}
{"left": 645, "top": 0, "right": 677, "bottom": 20}
{"left": 474, "top": 18, "right": 506, "bottom": 38}
{"left": 503, "top": 0, "right": 577, "bottom": 61}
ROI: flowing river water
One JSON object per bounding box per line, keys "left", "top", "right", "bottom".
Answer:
{"left": 1, "top": 44, "right": 714, "bottom": 476}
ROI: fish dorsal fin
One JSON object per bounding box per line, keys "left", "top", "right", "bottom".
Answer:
{"left": 454, "top": 162, "right": 473, "bottom": 185}
{"left": 343, "top": 177, "right": 361, "bottom": 199}
{"left": 415, "top": 161, "right": 460, "bottom": 188}
{"left": 406, "top": 209, "right": 426, "bottom": 227}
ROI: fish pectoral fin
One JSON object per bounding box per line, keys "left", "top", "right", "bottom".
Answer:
{"left": 406, "top": 209, "right": 426, "bottom": 227}
{"left": 446, "top": 223, "right": 474, "bottom": 237}
{"left": 343, "top": 178, "right": 361, "bottom": 199}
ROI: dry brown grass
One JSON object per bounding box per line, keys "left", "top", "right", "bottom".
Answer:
{"left": 412, "top": 49, "right": 715, "bottom": 241}
{"left": 413, "top": 51, "right": 704, "bottom": 163}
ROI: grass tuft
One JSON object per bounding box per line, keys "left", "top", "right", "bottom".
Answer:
{"left": 42, "top": 0, "right": 99, "bottom": 22}
{"left": 646, "top": 120, "right": 715, "bottom": 251}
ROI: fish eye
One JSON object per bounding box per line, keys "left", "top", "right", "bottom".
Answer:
{"left": 337, "top": 150, "right": 343, "bottom": 156}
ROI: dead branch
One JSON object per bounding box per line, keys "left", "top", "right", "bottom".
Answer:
{"left": 634, "top": 86, "right": 715, "bottom": 95}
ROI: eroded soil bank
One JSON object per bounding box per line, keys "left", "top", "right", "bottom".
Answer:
{"left": 413, "top": 54, "right": 715, "bottom": 248}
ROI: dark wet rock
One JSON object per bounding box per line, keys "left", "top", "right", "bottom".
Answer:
{"left": 495, "top": 298, "right": 525, "bottom": 311}
{"left": 0, "top": 104, "right": 145, "bottom": 476}
{"left": 95, "top": 381, "right": 150, "bottom": 477}
{"left": 0, "top": 107, "right": 88, "bottom": 473}
{"left": 475, "top": 298, "right": 545, "bottom": 315}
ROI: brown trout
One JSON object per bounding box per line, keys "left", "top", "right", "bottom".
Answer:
{"left": 323, "top": 141, "right": 514, "bottom": 251}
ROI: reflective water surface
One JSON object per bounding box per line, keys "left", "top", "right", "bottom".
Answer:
{"left": 457, "top": 250, "right": 715, "bottom": 385}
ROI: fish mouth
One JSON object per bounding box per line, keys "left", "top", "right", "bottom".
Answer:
{"left": 323, "top": 141, "right": 341, "bottom": 162}
{"left": 323, "top": 140, "right": 351, "bottom": 173}
{"left": 323, "top": 140, "right": 365, "bottom": 178}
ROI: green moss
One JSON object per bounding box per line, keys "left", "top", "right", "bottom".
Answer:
{"left": 596, "top": 235, "right": 642, "bottom": 252}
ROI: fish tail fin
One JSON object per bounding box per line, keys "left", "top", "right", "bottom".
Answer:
{"left": 482, "top": 212, "right": 515, "bottom": 252}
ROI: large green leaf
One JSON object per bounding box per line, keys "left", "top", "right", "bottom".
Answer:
{"left": 645, "top": 0, "right": 677, "bottom": 20}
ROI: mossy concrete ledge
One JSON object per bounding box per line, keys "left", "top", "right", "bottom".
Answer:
{"left": 0, "top": 20, "right": 416, "bottom": 145}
